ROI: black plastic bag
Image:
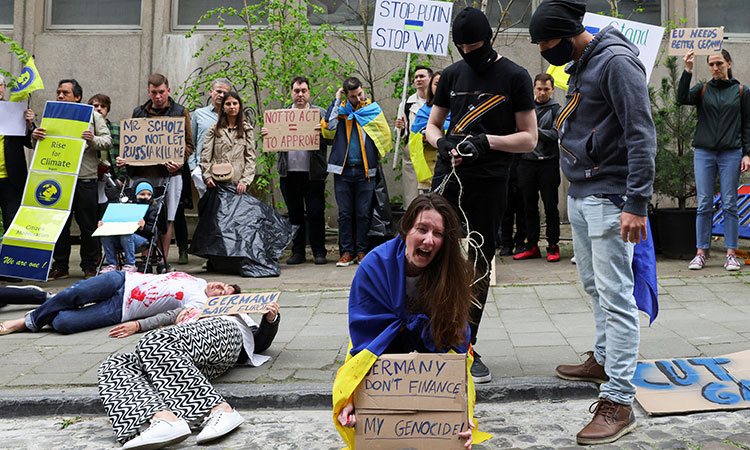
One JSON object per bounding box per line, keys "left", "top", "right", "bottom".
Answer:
{"left": 189, "top": 183, "right": 297, "bottom": 277}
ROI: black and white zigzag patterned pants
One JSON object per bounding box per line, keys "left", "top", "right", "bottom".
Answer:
{"left": 98, "top": 317, "right": 243, "bottom": 443}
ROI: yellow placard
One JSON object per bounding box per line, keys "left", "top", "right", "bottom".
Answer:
{"left": 22, "top": 171, "right": 77, "bottom": 211}
{"left": 5, "top": 206, "right": 70, "bottom": 243}
{"left": 31, "top": 136, "right": 86, "bottom": 174}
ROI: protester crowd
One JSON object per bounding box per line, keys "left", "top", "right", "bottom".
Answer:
{"left": 1, "top": 0, "right": 749, "bottom": 448}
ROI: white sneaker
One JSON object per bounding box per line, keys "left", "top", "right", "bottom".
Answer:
{"left": 122, "top": 418, "right": 191, "bottom": 450}
{"left": 100, "top": 264, "right": 118, "bottom": 274}
{"left": 725, "top": 254, "right": 741, "bottom": 271}
{"left": 688, "top": 254, "right": 706, "bottom": 270}
{"left": 196, "top": 409, "right": 244, "bottom": 444}
{"left": 122, "top": 264, "right": 138, "bottom": 273}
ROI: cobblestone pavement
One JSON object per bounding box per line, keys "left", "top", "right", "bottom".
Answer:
{"left": 2, "top": 399, "right": 749, "bottom": 449}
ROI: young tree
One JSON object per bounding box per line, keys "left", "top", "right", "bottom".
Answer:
{"left": 177, "top": 0, "right": 350, "bottom": 205}
{"left": 0, "top": 33, "right": 31, "bottom": 87}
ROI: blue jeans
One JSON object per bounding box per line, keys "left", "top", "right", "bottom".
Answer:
{"left": 568, "top": 195, "right": 639, "bottom": 405}
{"left": 334, "top": 165, "right": 375, "bottom": 255}
{"left": 101, "top": 234, "right": 149, "bottom": 265}
{"left": 25, "top": 271, "right": 126, "bottom": 334}
{"left": 694, "top": 148, "right": 742, "bottom": 250}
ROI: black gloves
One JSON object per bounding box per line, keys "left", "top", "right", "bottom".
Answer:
{"left": 437, "top": 137, "right": 456, "bottom": 162}
{"left": 456, "top": 134, "right": 490, "bottom": 164}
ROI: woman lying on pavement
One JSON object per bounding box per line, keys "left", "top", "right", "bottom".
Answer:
{"left": 98, "top": 301, "right": 280, "bottom": 449}
{"left": 332, "top": 193, "right": 490, "bottom": 449}
{"left": 0, "top": 271, "right": 238, "bottom": 335}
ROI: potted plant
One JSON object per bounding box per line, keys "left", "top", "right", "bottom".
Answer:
{"left": 649, "top": 55, "right": 698, "bottom": 259}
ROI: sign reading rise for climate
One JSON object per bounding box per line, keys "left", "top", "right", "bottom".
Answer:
{"left": 0, "top": 101, "right": 92, "bottom": 281}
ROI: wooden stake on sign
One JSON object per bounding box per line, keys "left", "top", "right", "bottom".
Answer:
{"left": 392, "top": 53, "right": 411, "bottom": 169}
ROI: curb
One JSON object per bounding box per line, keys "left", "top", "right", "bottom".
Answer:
{"left": 0, "top": 377, "right": 599, "bottom": 417}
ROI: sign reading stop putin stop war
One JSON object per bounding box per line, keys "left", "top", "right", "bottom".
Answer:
{"left": 119, "top": 117, "right": 186, "bottom": 165}
{"left": 371, "top": 0, "right": 453, "bottom": 56}
{"left": 263, "top": 109, "right": 320, "bottom": 152}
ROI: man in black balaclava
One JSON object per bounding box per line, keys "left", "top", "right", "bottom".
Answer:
{"left": 425, "top": 7, "right": 537, "bottom": 384}
{"left": 529, "top": 0, "right": 656, "bottom": 446}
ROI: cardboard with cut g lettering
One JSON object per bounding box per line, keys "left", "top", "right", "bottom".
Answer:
{"left": 354, "top": 353, "right": 468, "bottom": 449}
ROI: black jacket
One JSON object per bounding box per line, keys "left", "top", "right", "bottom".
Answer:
{"left": 523, "top": 99, "right": 561, "bottom": 161}
{"left": 3, "top": 131, "right": 32, "bottom": 188}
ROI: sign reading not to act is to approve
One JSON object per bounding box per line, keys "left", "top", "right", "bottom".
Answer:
{"left": 263, "top": 108, "right": 321, "bottom": 152}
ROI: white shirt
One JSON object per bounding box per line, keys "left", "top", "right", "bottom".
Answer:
{"left": 121, "top": 272, "right": 208, "bottom": 322}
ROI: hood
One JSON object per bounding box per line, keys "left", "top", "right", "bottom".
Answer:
{"left": 708, "top": 77, "right": 740, "bottom": 89}
{"left": 535, "top": 98, "right": 560, "bottom": 111}
{"left": 568, "top": 25, "right": 641, "bottom": 75}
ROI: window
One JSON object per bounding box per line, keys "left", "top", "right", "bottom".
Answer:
{"left": 0, "top": 0, "right": 13, "bottom": 27}
{"left": 698, "top": 0, "right": 750, "bottom": 34}
{"left": 46, "top": 0, "right": 141, "bottom": 29}
{"left": 485, "top": 0, "right": 532, "bottom": 30}
{"left": 308, "top": 0, "right": 374, "bottom": 27}
{"left": 584, "top": 0, "right": 662, "bottom": 26}
{"left": 174, "top": 0, "right": 264, "bottom": 29}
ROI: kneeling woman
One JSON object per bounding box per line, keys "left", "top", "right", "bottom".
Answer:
{"left": 333, "top": 193, "right": 485, "bottom": 449}
{"left": 98, "top": 302, "right": 280, "bottom": 449}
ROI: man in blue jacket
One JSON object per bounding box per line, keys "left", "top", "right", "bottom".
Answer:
{"left": 529, "top": 0, "right": 655, "bottom": 444}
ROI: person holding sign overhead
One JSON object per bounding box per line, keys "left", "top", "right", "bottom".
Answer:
{"left": 31, "top": 79, "right": 113, "bottom": 280}
{"left": 98, "top": 300, "right": 279, "bottom": 448}
{"left": 333, "top": 193, "right": 486, "bottom": 449}
{"left": 679, "top": 49, "right": 750, "bottom": 271}
{"left": 261, "top": 76, "right": 329, "bottom": 266}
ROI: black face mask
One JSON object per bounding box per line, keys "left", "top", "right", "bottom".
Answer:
{"left": 136, "top": 196, "right": 151, "bottom": 204}
{"left": 457, "top": 40, "right": 498, "bottom": 73}
{"left": 541, "top": 38, "right": 574, "bottom": 66}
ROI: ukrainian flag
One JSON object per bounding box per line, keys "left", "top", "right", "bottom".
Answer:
{"left": 408, "top": 104, "right": 450, "bottom": 183}
{"left": 332, "top": 237, "right": 491, "bottom": 449}
{"left": 10, "top": 57, "right": 44, "bottom": 102}
{"left": 341, "top": 100, "right": 392, "bottom": 157}
{"left": 40, "top": 101, "right": 94, "bottom": 139}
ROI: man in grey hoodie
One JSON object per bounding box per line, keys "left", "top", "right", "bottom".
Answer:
{"left": 529, "top": 0, "right": 655, "bottom": 445}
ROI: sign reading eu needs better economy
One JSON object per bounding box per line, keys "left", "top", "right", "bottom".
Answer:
{"left": 634, "top": 350, "right": 750, "bottom": 415}
{"left": 119, "top": 117, "right": 186, "bottom": 165}
{"left": 263, "top": 108, "right": 321, "bottom": 152}
{"left": 354, "top": 353, "right": 468, "bottom": 450}
{"left": 371, "top": 0, "right": 453, "bottom": 56}
{"left": 199, "top": 291, "right": 280, "bottom": 318}
{"left": 668, "top": 27, "right": 724, "bottom": 56}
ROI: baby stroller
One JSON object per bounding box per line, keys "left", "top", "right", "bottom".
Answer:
{"left": 96, "top": 179, "right": 169, "bottom": 274}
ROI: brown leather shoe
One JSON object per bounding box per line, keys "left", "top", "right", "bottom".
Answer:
{"left": 336, "top": 253, "right": 355, "bottom": 267}
{"left": 356, "top": 253, "right": 366, "bottom": 264}
{"left": 48, "top": 268, "right": 69, "bottom": 280}
{"left": 83, "top": 268, "right": 98, "bottom": 279}
{"left": 555, "top": 351, "right": 609, "bottom": 384}
{"left": 576, "top": 398, "right": 636, "bottom": 445}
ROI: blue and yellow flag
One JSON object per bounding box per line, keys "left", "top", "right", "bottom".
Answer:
{"left": 40, "top": 101, "right": 94, "bottom": 138}
{"left": 332, "top": 237, "right": 491, "bottom": 448}
{"left": 408, "top": 104, "right": 450, "bottom": 183}
{"left": 10, "top": 57, "right": 44, "bottom": 102}
{"left": 340, "top": 100, "right": 392, "bottom": 157}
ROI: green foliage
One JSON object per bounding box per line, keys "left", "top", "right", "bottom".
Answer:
{"left": 0, "top": 32, "right": 31, "bottom": 88}
{"left": 58, "top": 416, "right": 82, "bottom": 430}
{"left": 176, "top": 0, "right": 350, "bottom": 206}
{"left": 649, "top": 56, "right": 697, "bottom": 209}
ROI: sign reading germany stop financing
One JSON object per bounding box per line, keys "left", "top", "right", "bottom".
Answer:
{"left": 371, "top": 0, "right": 453, "bottom": 56}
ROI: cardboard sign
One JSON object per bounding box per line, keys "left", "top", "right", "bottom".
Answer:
{"left": 371, "top": 0, "right": 453, "bottom": 56}
{"left": 263, "top": 109, "right": 320, "bottom": 152}
{"left": 199, "top": 291, "right": 280, "bottom": 317}
{"left": 120, "top": 117, "right": 186, "bottom": 165}
{"left": 354, "top": 353, "right": 468, "bottom": 449}
{"left": 0, "top": 101, "right": 28, "bottom": 136}
{"left": 634, "top": 350, "right": 750, "bottom": 415}
{"left": 668, "top": 27, "right": 724, "bottom": 56}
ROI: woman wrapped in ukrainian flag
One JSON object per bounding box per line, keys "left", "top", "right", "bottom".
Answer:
{"left": 332, "top": 193, "right": 490, "bottom": 449}
{"left": 409, "top": 71, "right": 450, "bottom": 191}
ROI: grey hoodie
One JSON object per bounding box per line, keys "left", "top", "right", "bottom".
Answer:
{"left": 557, "top": 25, "right": 656, "bottom": 216}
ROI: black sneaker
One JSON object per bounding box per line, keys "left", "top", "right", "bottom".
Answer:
{"left": 498, "top": 247, "right": 513, "bottom": 256}
{"left": 313, "top": 254, "right": 327, "bottom": 265}
{"left": 287, "top": 253, "right": 306, "bottom": 265}
{"left": 471, "top": 352, "right": 492, "bottom": 383}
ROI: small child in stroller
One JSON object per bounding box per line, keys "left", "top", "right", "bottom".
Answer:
{"left": 98, "top": 181, "right": 160, "bottom": 273}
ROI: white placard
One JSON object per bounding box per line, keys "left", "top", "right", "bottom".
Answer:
{"left": 0, "top": 101, "right": 28, "bottom": 136}
{"left": 583, "top": 13, "right": 665, "bottom": 82}
{"left": 371, "top": 0, "right": 453, "bottom": 56}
